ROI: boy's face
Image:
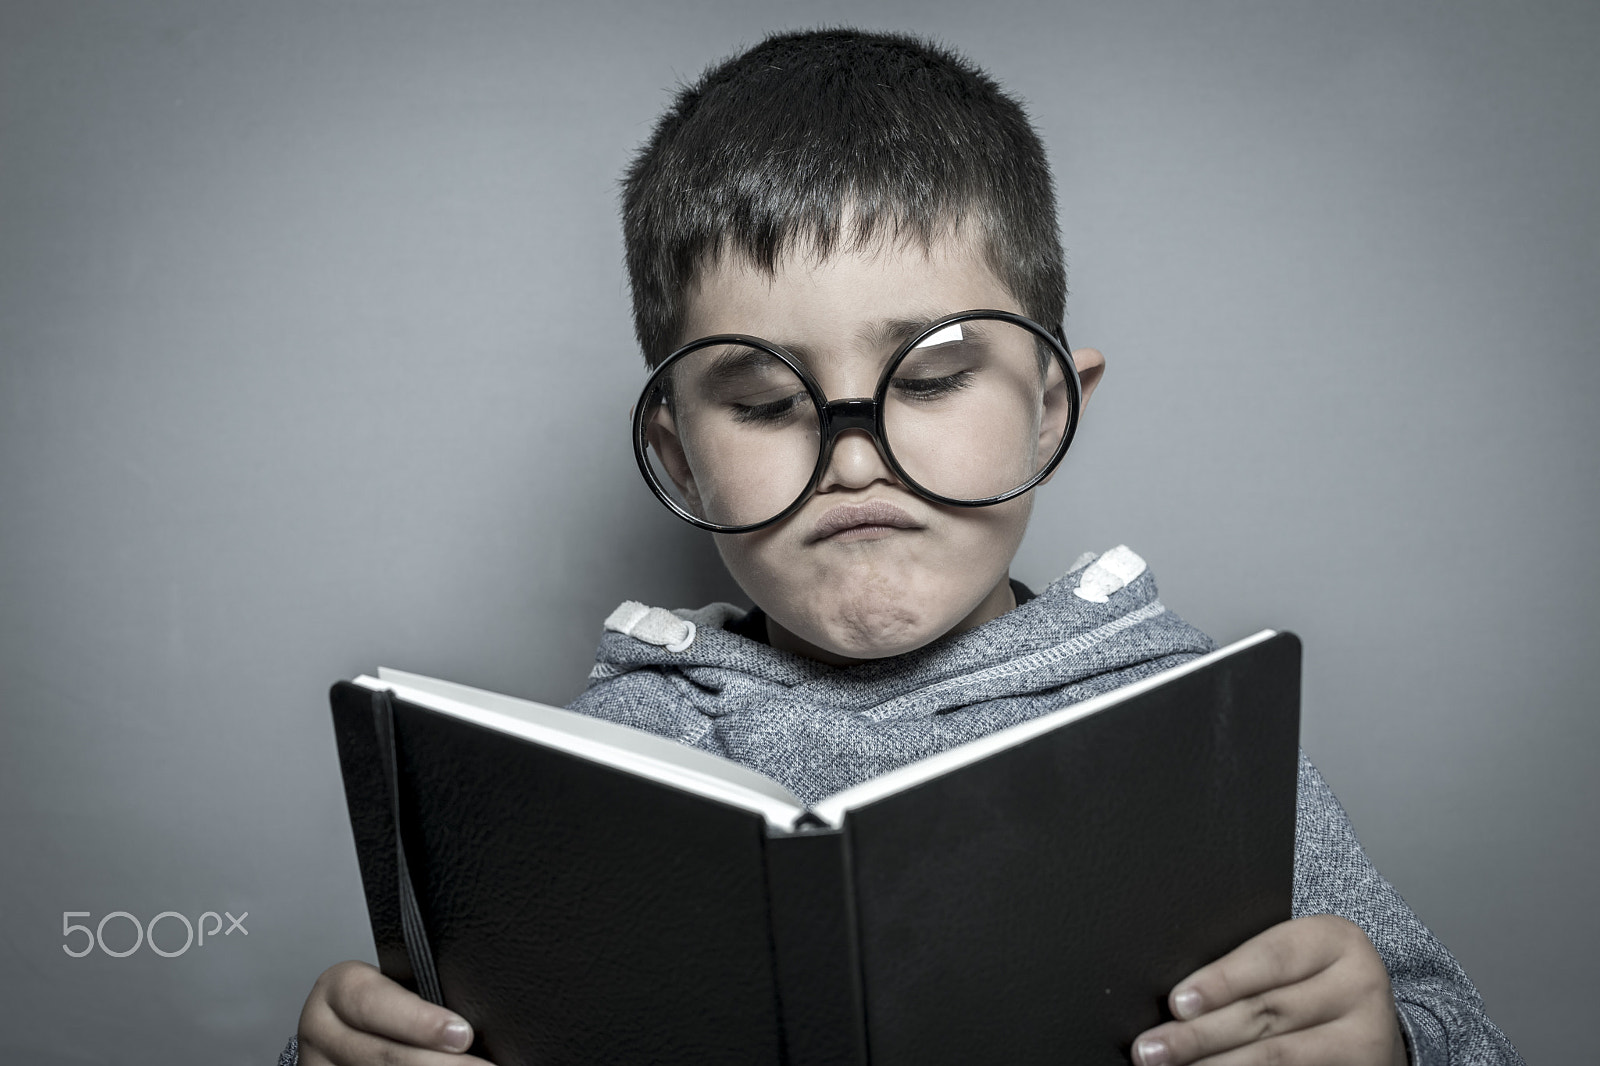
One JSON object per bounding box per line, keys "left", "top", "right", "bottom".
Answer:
{"left": 677, "top": 234, "right": 1103, "bottom": 664}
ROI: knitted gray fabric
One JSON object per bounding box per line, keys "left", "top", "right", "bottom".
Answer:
{"left": 277, "top": 547, "right": 1522, "bottom": 1065}
{"left": 566, "top": 547, "right": 1524, "bottom": 1065}
{"left": 570, "top": 546, "right": 1209, "bottom": 805}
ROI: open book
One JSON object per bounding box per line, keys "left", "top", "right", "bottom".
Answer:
{"left": 331, "top": 629, "right": 1300, "bottom": 1066}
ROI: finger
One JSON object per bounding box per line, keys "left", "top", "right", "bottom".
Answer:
{"left": 1133, "top": 964, "right": 1349, "bottom": 1066}
{"left": 322, "top": 961, "right": 476, "bottom": 1052}
{"left": 300, "top": 993, "right": 495, "bottom": 1066}
{"left": 1148, "top": 1015, "right": 1402, "bottom": 1066}
{"left": 1168, "top": 916, "right": 1351, "bottom": 1019}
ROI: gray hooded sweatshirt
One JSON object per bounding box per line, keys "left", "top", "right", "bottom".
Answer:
{"left": 565, "top": 547, "right": 1524, "bottom": 1066}
{"left": 278, "top": 549, "right": 1522, "bottom": 1066}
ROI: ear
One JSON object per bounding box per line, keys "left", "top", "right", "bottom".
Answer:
{"left": 1072, "top": 347, "right": 1106, "bottom": 411}
{"left": 642, "top": 405, "right": 703, "bottom": 513}
{"left": 1037, "top": 346, "right": 1108, "bottom": 486}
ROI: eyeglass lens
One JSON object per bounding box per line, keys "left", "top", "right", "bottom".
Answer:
{"left": 637, "top": 315, "right": 1073, "bottom": 529}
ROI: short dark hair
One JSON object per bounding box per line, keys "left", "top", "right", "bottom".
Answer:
{"left": 622, "top": 28, "right": 1066, "bottom": 366}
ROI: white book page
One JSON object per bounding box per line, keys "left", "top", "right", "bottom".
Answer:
{"left": 808, "top": 629, "right": 1280, "bottom": 828}
{"left": 358, "top": 668, "right": 810, "bottom": 831}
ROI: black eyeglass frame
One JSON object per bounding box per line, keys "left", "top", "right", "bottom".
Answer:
{"left": 632, "top": 308, "right": 1083, "bottom": 534}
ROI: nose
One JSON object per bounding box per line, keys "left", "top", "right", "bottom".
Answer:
{"left": 815, "top": 420, "right": 899, "bottom": 493}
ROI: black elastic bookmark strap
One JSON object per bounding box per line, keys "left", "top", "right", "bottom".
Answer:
{"left": 372, "top": 689, "right": 445, "bottom": 1006}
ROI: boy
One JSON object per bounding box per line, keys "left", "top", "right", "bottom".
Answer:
{"left": 289, "top": 29, "right": 1522, "bottom": 1066}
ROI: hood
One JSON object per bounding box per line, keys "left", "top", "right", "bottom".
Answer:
{"left": 566, "top": 546, "right": 1214, "bottom": 805}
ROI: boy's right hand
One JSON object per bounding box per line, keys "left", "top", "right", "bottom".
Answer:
{"left": 297, "top": 960, "right": 494, "bottom": 1066}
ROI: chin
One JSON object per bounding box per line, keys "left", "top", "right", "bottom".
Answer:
{"left": 720, "top": 534, "right": 998, "bottom": 662}
{"left": 821, "top": 631, "right": 928, "bottom": 661}
{"left": 811, "top": 594, "right": 949, "bottom": 660}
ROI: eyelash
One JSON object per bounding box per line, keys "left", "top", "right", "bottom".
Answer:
{"left": 727, "top": 367, "right": 975, "bottom": 424}
{"left": 891, "top": 369, "right": 975, "bottom": 400}
{"left": 730, "top": 393, "right": 806, "bottom": 425}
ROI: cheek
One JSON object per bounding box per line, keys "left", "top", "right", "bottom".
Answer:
{"left": 711, "top": 527, "right": 791, "bottom": 605}
{"left": 946, "top": 495, "right": 1033, "bottom": 568}
{"left": 886, "top": 390, "right": 1042, "bottom": 499}
{"left": 682, "top": 417, "right": 819, "bottom": 529}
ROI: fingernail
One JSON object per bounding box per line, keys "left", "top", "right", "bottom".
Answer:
{"left": 1134, "top": 1037, "right": 1170, "bottom": 1066}
{"left": 440, "top": 1017, "right": 473, "bottom": 1051}
{"left": 1173, "top": 987, "right": 1203, "bottom": 1019}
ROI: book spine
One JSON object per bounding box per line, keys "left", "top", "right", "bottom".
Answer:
{"left": 370, "top": 688, "right": 445, "bottom": 1006}
{"left": 763, "top": 824, "right": 870, "bottom": 1066}
{"left": 328, "top": 681, "right": 415, "bottom": 988}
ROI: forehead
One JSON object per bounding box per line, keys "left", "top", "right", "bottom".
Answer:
{"left": 679, "top": 234, "right": 1023, "bottom": 358}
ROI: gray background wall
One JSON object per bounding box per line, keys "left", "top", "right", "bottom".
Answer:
{"left": 1, "top": 1, "right": 1593, "bottom": 1061}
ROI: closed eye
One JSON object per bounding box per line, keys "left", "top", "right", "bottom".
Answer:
{"left": 891, "top": 369, "right": 975, "bottom": 400}
{"left": 730, "top": 392, "right": 808, "bottom": 424}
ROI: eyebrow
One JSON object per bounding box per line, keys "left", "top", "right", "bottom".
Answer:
{"left": 858, "top": 314, "right": 954, "bottom": 348}
{"left": 697, "top": 346, "right": 788, "bottom": 389}
{"left": 778, "top": 310, "right": 958, "bottom": 364}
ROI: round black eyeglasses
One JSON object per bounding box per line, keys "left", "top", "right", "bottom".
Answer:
{"left": 632, "top": 309, "right": 1082, "bottom": 533}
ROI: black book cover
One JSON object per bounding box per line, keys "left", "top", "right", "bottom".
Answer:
{"left": 331, "top": 631, "right": 1300, "bottom": 1066}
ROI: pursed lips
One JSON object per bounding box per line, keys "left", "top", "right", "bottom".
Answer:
{"left": 807, "top": 500, "right": 923, "bottom": 544}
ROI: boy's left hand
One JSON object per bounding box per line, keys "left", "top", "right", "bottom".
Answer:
{"left": 1131, "top": 914, "right": 1408, "bottom": 1066}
